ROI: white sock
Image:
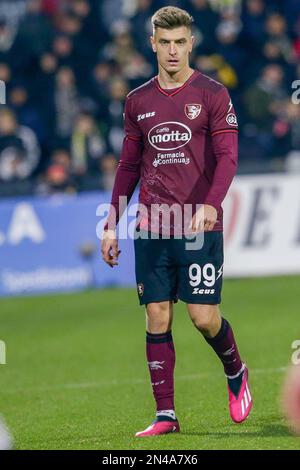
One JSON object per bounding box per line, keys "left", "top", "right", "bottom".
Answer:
{"left": 156, "top": 409, "right": 176, "bottom": 420}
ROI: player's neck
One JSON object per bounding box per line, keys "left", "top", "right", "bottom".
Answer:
{"left": 157, "top": 66, "right": 195, "bottom": 89}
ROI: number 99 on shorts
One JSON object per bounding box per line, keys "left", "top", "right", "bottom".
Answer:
{"left": 188, "top": 263, "right": 221, "bottom": 295}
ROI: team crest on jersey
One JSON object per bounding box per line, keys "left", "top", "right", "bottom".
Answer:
{"left": 184, "top": 104, "right": 202, "bottom": 120}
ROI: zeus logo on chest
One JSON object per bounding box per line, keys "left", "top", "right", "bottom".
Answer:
{"left": 137, "top": 112, "right": 156, "bottom": 122}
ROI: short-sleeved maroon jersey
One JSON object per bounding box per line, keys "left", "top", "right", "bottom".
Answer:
{"left": 109, "top": 69, "right": 238, "bottom": 233}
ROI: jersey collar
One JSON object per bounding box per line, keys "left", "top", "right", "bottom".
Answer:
{"left": 154, "top": 70, "right": 198, "bottom": 97}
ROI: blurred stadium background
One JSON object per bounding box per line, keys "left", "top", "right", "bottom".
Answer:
{"left": 0, "top": 0, "right": 300, "bottom": 450}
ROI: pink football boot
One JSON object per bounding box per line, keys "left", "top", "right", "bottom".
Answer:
{"left": 228, "top": 364, "right": 253, "bottom": 423}
{"left": 135, "top": 419, "right": 180, "bottom": 437}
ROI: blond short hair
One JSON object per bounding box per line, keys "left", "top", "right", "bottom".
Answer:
{"left": 151, "top": 6, "right": 194, "bottom": 32}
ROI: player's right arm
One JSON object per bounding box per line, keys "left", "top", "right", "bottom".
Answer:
{"left": 101, "top": 95, "right": 143, "bottom": 267}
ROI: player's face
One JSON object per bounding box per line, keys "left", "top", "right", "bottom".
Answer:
{"left": 151, "top": 26, "right": 194, "bottom": 74}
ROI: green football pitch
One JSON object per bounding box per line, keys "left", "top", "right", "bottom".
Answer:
{"left": 0, "top": 276, "right": 300, "bottom": 450}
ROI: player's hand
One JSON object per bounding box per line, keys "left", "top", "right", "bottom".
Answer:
{"left": 101, "top": 229, "right": 121, "bottom": 268}
{"left": 189, "top": 204, "right": 218, "bottom": 232}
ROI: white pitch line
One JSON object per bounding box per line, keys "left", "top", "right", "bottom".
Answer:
{"left": 1, "top": 366, "right": 287, "bottom": 395}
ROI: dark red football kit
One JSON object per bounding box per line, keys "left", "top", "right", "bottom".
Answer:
{"left": 108, "top": 69, "right": 238, "bottom": 234}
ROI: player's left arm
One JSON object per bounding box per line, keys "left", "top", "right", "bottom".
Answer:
{"left": 191, "top": 87, "right": 238, "bottom": 232}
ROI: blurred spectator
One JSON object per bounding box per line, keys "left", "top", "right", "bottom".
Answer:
{"left": 0, "top": 107, "right": 40, "bottom": 181}
{"left": 52, "top": 35, "right": 74, "bottom": 67}
{"left": 188, "top": 0, "right": 219, "bottom": 54}
{"left": 90, "top": 61, "right": 112, "bottom": 102}
{"left": 0, "top": 0, "right": 28, "bottom": 28}
{"left": 264, "top": 13, "right": 294, "bottom": 65}
{"left": 282, "top": 0, "right": 300, "bottom": 30}
{"left": 85, "top": 61, "right": 113, "bottom": 124}
{"left": 54, "top": 66, "right": 80, "bottom": 143}
{"left": 241, "top": 0, "right": 266, "bottom": 49}
{"left": 68, "top": 0, "right": 99, "bottom": 49}
{"left": 8, "top": 85, "right": 45, "bottom": 143}
{"left": 243, "top": 64, "right": 288, "bottom": 162}
{"left": 0, "top": 62, "right": 12, "bottom": 89}
{"left": 14, "top": 0, "right": 53, "bottom": 58}
{"left": 69, "top": 0, "right": 91, "bottom": 18}
{"left": 122, "top": 52, "right": 153, "bottom": 87}
{"left": 56, "top": 13, "right": 82, "bottom": 37}
{"left": 70, "top": 112, "right": 106, "bottom": 178}
{"left": 280, "top": 101, "right": 300, "bottom": 152}
{"left": 0, "top": 19, "right": 17, "bottom": 61}
{"left": 100, "top": 0, "right": 129, "bottom": 36}
{"left": 32, "top": 52, "right": 57, "bottom": 149}
{"left": 41, "top": 0, "right": 61, "bottom": 16}
{"left": 101, "top": 25, "right": 153, "bottom": 90}
{"left": 100, "top": 153, "right": 118, "bottom": 191}
{"left": 244, "top": 64, "right": 287, "bottom": 129}
{"left": 107, "top": 77, "right": 129, "bottom": 155}
{"left": 195, "top": 54, "right": 238, "bottom": 89}
{"left": 103, "top": 26, "right": 136, "bottom": 71}
{"left": 131, "top": 0, "right": 156, "bottom": 60}
{"left": 215, "top": 9, "right": 245, "bottom": 77}
{"left": 36, "top": 147, "right": 76, "bottom": 195}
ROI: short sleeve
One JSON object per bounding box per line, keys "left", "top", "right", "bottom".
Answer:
{"left": 124, "top": 96, "right": 143, "bottom": 141}
{"left": 209, "top": 87, "right": 238, "bottom": 137}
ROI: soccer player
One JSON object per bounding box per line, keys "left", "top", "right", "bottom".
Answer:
{"left": 101, "top": 6, "right": 253, "bottom": 437}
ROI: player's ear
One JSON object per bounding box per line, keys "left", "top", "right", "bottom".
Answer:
{"left": 189, "top": 35, "right": 195, "bottom": 53}
{"left": 150, "top": 35, "right": 157, "bottom": 53}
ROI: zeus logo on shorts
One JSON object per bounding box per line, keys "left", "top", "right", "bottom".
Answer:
{"left": 192, "top": 288, "right": 215, "bottom": 295}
